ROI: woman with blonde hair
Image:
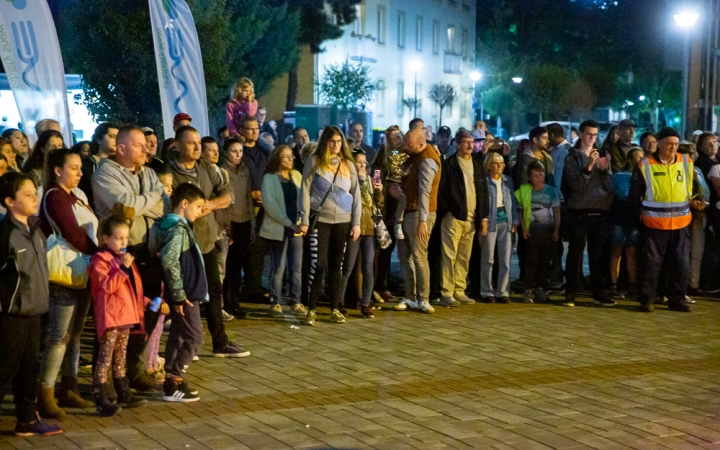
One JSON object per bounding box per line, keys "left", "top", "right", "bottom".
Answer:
{"left": 480, "top": 152, "right": 518, "bottom": 303}
{"left": 226, "top": 77, "right": 258, "bottom": 137}
{"left": 299, "top": 126, "right": 361, "bottom": 325}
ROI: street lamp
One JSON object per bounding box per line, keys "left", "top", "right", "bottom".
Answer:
{"left": 469, "top": 71, "right": 482, "bottom": 121}
{"left": 512, "top": 77, "right": 523, "bottom": 84}
{"left": 410, "top": 61, "right": 422, "bottom": 118}
{"left": 674, "top": 12, "right": 699, "bottom": 138}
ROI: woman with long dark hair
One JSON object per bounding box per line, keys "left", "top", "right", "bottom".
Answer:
{"left": 23, "top": 130, "right": 64, "bottom": 198}
{"left": 299, "top": 126, "right": 361, "bottom": 325}
{"left": 37, "top": 148, "right": 99, "bottom": 418}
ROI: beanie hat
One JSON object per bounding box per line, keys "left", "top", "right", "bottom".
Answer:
{"left": 656, "top": 127, "right": 680, "bottom": 141}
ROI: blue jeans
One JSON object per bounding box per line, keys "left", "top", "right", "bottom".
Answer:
{"left": 480, "top": 221, "right": 512, "bottom": 298}
{"left": 267, "top": 236, "right": 303, "bottom": 305}
{"left": 39, "top": 284, "right": 91, "bottom": 388}
{"left": 340, "top": 235, "right": 376, "bottom": 307}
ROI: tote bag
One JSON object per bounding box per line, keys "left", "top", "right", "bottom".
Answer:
{"left": 44, "top": 189, "right": 89, "bottom": 290}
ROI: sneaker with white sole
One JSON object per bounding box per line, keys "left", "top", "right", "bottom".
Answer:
{"left": 304, "top": 310, "right": 316, "bottom": 326}
{"left": 268, "top": 304, "right": 284, "bottom": 318}
{"left": 440, "top": 297, "right": 459, "bottom": 307}
{"left": 394, "top": 298, "right": 418, "bottom": 310}
{"left": 291, "top": 303, "right": 308, "bottom": 315}
{"left": 420, "top": 301, "right": 435, "bottom": 313}
{"left": 213, "top": 342, "right": 251, "bottom": 358}
{"left": 330, "top": 310, "right": 347, "bottom": 323}
{"left": 454, "top": 294, "right": 476, "bottom": 305}
{"left": 221, "top": 310, "right": 235, "bottom": 322}
{"left": 523, "top": 289, "right": 534, "bottom": 304}
{"left": 163, "top": 378, "right": 199, "bottom": 402}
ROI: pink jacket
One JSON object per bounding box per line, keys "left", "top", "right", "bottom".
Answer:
{"left": 89, "top": 250, "right": 148, "bottom": 338}
{"left": 226, "top": 99, "right": 258, "bottom": 137}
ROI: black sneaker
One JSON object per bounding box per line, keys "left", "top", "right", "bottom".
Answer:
{"left": 482, "top": 296, "right": 496, "bottom": 303}
{"left": 496, "top": 296, "right": 510, "bottom": 303}
{"left": 163, "top": 378, "right": 200, "bottom": 402}
{"left": 14, "top": 413, "right": 63, "bottom": 436}
{"left": 593, "top": 296, "right": 616, "bottom": 307}
{"left": 361, "top": 306, "right": 374, "bottom": 318}
{"left": 610, "top": 285, "right": 625, "bottom": 299}
{"left": 639, "top": 303, "right": 654, "bottom": 313}
{"left": 668, "top": 303, "right": 691, "bottom": 312}
{"left": 213, "top": 342, "right": 251, "bottom": 358}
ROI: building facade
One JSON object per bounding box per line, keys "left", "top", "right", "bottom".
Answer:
{"left": 258, "top": 0, "right": 477, "bottom": 135}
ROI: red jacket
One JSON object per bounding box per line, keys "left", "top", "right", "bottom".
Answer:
{"left": 89, "top": 250, "right": 148, "bottom": 338}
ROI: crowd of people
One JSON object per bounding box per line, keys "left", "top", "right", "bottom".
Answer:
{"left": 0, "top": 76, "right": 708, "bottom": 437}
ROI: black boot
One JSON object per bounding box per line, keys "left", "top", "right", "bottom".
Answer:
{"left": 94, "top": 383, "right": 121, "bottom": 417}
{"left": 114, "top": 376, "right": 148, "bottom": 408}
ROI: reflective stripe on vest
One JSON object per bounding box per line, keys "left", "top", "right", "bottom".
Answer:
{"left": 639, "top": 154, "right": 692, "bottom": 230}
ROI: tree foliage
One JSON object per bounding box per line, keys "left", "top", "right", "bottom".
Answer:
{"left": 427, "top": 83, "right": 458, "bottom": 126}
{"left": 61, "top": 0, "right": 299, "bottom": 135}
{"left": 317, "top": 59, "right": 377, "bottom": 113}
{"left": 475, "top": 0, "right": 679, "bottom": 131}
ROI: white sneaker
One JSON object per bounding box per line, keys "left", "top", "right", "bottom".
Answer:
{"left": 394, "top": 298, "right": 418, "bottom": 310}
{"left": 420, "top": 301, "right": 435, "bottom": 314}
{"left": 395, "top": 223, "right": 405, "bottom": 240}
{"left": 291, "top": 303, "right": 308, "bottom": 315}
{"left": 192, "top": 355, "right": 199, "bottom": 361}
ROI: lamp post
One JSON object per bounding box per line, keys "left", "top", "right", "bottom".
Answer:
{"left": 410, "top": 61, "right": 422, "bottom": 118}
{"left": 470, "top": 71, "right": 481, "bottom": 121}
{"left": 674, "top": 12, "right": 699, "bottom": 138}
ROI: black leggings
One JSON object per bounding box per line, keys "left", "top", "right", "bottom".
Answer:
{"left": 305, "top": 221, "right": 351, "bottom": 311}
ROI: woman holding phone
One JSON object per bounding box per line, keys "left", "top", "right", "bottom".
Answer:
{"left": 338, "top": 149, "right": 384, "bottom": 318}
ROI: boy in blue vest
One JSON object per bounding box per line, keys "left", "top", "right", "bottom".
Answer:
{"left": 150, "top": 183, "right": 207, "bottom": 402}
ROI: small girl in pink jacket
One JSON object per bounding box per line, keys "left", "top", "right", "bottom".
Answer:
{"left": 226, "top": 77, "right": 258, "bottom": 137}
{"left": 89, "top": 216, "right": 149, "bottom": 416}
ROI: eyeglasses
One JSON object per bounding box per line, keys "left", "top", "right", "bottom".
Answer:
{"left": 328, "top": 139, "right": 343, "bottom": 146}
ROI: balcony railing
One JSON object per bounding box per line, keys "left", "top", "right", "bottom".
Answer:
{"left": 350, "top": 32, "right": 378, "bottom": 64}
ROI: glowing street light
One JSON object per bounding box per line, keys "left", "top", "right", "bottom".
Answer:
{"left": 674, "top": 12, "right": 699, "bottom": 137}
{"left": 469, "top": 71, "right": 482, "bottom": 82}
{"left": 673, "top": 13, "right": 699, "bottom": 27}
{"left": 512, "top": 77, "right": 523, "bottom": 84}
{"left": 638, "top": 95, "right": 646, "bottom": 101}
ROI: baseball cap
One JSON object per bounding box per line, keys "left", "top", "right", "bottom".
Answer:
{"left": 618, "top": 119, "right": 636, "bottom": 129}
{"left": 141, "top": 127, "right": 154, "bottom": 135}
{"left": 437, "top": 125, "right": 452, "bottom": 136}
{"left": 173, "top": 113, "right": 192, "bottom": 125}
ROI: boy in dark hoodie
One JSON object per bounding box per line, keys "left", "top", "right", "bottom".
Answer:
{"left": 0, "top": 173, "right": 62, "bottom": 436}
{"left": 150, "top": 183, "right": 208, "bottom": 402}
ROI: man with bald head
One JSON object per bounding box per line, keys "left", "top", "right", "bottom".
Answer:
{"left": 392, "top": 127, "right": 442, "bottom": 313}
{"left": 92, "top": 126, "right": 170, "bottom": 390}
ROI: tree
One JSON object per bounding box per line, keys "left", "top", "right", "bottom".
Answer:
{"left": 60, "top": 0, "right": 298, "bottom": 135}
{"left": 427, "top": 83, "right": 457, "bottom": 127}
{"left": 403, "top": 98, "right": 422, "bottom": 117}
{"left": 274, "top": 0, "right": 362, "bottom": 111}
{"left": 317, "top": 59, "right": 377, "bottom": 123}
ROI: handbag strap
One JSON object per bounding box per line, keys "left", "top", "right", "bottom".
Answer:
{"left": 42, "top": 188, "right": 64, "bottom": 238}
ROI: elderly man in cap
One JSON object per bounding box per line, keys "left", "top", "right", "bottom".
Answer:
{"left": 629, "top": 127, "right": 701, "bottom": 312}
{"left": 611, "top": 119, "right": 636, "bottom": 173}
{"left": 173, "top": 113, "right": 192, "bottom": 132}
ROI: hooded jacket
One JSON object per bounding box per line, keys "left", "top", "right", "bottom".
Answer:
{"left": 0, "top": 213, "right": 49, "bottom": 316}
{"left": 88, "top": 249, "right": 147, "bottom": 338}
{"left": 165, "top": 154, "right": 235, "bottom": 254}
{"left": 92, "top": 157, "right": 169, "bottom": 246}
{"left": 149, "top": 214, "right": 208, "bottom": 304}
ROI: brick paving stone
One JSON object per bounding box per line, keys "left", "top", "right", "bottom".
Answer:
{"left": 1, "top": 296, "right": 719, "bottom": 449}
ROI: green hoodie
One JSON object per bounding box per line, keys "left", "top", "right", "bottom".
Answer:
{"left": 514, "top": 184, "right": 534, "bottom": 232}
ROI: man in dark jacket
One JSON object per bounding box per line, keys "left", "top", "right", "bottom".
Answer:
{"left": 167, "top": 126, "right": 249, "bottom": 358}
{"left": 513, "top": 126, "right": 554, "bottom": 189}
{"left": 562, "top": 120, "right": 615, "bottom": 307}
{"left": 437, "top": 130, "right": 489, "bottom": 306}
{"left": 610, "top": 119, "right": 636, "bottom": 173}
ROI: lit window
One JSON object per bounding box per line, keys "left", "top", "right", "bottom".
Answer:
{"left": 377, "top": 5, "right": 386, "bottom": 44}
{"left": 397, "top": 81, "right": 405, "bottom": 117}
{"left": 446, "top": 26, "right": 455, "bottom": 53}
{"left": 416, "top": 16, "right": 423, "bottom": 51}
{"left": 432, "top": 20, "right": 440, "bottom": 54}
{"left": 398, "top": 11, "right": 406, "bottom": 48}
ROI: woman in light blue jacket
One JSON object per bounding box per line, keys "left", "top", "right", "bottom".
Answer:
{"left": 260, "top": 145, "right": 307, "bottom": 318}
{"left": 480, "top": 152, "right": 518, "bottom": 303}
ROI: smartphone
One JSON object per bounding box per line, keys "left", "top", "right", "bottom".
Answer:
{"left": 373, "top": 170, "right": 382, "bottom": 184}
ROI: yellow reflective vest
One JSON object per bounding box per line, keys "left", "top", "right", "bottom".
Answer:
{"left": 639, "top": 153, "right": 692, "bottom": 230}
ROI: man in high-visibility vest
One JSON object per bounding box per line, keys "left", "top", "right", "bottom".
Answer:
{"left": 629, "top": 127, "right": 702, "bottom": 312}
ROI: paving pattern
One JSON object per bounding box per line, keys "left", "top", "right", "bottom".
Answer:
{"left": 1, "top": 294, "right": 720, "bottom": 449}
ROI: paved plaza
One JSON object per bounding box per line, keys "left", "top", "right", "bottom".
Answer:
{"left": 1, "top": 294, "right": 720, "bottom": 449}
